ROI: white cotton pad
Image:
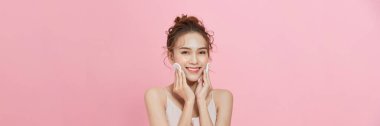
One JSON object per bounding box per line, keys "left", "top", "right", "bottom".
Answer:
{"left": 206, "top": 63, "right": 210, "bottom": 73}
{"left": 173, "top": 63, "right": 181, "bottom": 71}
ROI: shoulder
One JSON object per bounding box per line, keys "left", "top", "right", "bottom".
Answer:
{"left": 211, "top": 89, "right": 233, "bottom": 124}
{"left": 213, "top": 89, "right": 233, "bottom": 99}
{"left": 144, "top": 87, "right": 167, "bottom": 105}
{"left": 212, "top": 89, "right": 233, "bottom": 105}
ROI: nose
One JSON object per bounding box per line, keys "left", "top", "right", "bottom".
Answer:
{"left": 189, "top": 53, "right": 198, "bottom": 64}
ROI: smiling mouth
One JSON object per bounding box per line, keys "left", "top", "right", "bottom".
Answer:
{"left": 185, "top": 67, "right": 201, "bottom": 73}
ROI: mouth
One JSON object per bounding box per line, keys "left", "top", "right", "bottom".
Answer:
{"left": 185, "top": 67, "right": 201, "bottom": 73}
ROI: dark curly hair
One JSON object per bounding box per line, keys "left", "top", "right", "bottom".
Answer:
{"left": 165, "top": 14, "right": 214, "bottom": 60}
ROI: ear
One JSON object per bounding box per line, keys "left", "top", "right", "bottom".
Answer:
{"left": 168, "top": 51, "right": 174, "bottom": 64}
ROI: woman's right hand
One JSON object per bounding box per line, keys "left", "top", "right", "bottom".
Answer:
{"left": 173, "top": 66, "right": 195, "bottom": 102}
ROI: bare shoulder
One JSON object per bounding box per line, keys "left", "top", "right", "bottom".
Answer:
{"left": 213, "top": 89, "right": 233, "bottom": 98}
{"left": 144, "top": 87, "right": 170, "bottom": 125}
{"left": 144, "top": 87, "right": 166, "bottom": 105}
{"left": 212, "top": 89, "right": 233, "bottom": 105}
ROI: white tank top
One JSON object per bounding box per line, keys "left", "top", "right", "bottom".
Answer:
{"left": 165, "top": 90, "right": 217, "bottom": 126}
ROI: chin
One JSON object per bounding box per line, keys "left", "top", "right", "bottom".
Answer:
{"left": 186, "top": 76, "right": 201, "bottom": 82}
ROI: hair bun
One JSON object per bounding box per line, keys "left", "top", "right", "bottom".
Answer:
{"left": 174, "top": 15, "right": 186, "bottom": 24}
{"left": 174, "top": 14, "right": 202, "bottom": 26}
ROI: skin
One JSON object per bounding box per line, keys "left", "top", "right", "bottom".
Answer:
{"left": 145, "top": 32, "right": 233, "bottom": 126}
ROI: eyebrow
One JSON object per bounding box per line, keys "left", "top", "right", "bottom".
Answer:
{"left": 179, "top": 47, "right": 208, "bottom": 50}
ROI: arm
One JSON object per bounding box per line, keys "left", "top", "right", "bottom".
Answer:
{"left": 197, "top": 98, "right": 214, "bottom": 126}
{"left": 215, "top": 90, "right": 233, "bottom": 126}
{"left": 196, "top": 65, "right": 214, "bottom": 126}
{"left": 177, "top": 99, "right": 195, "bottom": 126}
{"left": 175, "top": 67, "right": 196, "bottom": 126}
{"left": 145, "top": 88, "right": 169, "bottom": 126}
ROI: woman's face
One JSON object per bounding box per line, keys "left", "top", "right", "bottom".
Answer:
{"left": 171, "top": 32, "right": 209, "bottom": 82}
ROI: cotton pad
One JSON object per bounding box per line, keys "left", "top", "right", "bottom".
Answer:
{"left": 205, "top": 63, "right": 210, "bottom": 73}
{"left": 172, "top": 63, "right": 181, "bottom": 71}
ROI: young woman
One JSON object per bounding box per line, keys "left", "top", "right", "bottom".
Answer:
{"left": 145, "top": 15, "right": 233, "bottom": 126}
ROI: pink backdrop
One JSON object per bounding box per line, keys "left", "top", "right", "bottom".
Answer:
{"left": 1, "top": 0, "right": 380, "bottom": 126}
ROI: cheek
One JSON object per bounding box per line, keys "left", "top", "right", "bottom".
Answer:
{"left": 199, "top": 55, "right": 209, "bottom": 62}
{"left": 173, "top": 54, "right": 187, "bottom": 63}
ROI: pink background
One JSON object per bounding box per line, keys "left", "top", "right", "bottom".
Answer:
{"left": 1, "top": 0, "right": 380, "bottom": 126}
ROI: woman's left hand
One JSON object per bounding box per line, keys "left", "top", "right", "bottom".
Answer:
{"left": 195, "top": 66, "right": 212, "bottom": 102}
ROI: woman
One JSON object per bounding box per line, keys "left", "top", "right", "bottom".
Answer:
{"left": 145, "top": 14, "right": 233, "bottom": 126}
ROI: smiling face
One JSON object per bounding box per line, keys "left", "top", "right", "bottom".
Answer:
{"left": 170, "top": 32, "right": 209, "bottom": 82}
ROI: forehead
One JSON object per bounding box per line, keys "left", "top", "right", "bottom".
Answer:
{"left": 175, "top": 32, "right": 207, "bottom": 49}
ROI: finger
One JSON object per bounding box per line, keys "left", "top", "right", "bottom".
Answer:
{"left": 181, "top": 69, "right": 187, "bottom": 87}
{"left": 178, "top": 68, "right": 182, "bottom": 89}
{"left": 197, "top": 78, "right": 202, "bottom": 86}
{"left": 197, "top": 78, "right": 203, "bottom": 89}
{"left": 206, "top": 70, "right": 212, "bottom": 89}
{"left": 195, "top": 82, "right": 201, "bottom": 93}
{"left": 203, "top": 69, "right": 207, "bottom": 87}
{"left": 174, "top": 68, "right": 178, "bottom": 90}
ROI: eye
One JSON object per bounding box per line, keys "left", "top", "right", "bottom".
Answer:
{"left": 199, "top": 51, "right": 207, "bottom": 54}
{"left": 181, "top": 51, "right": 189, "bottom": 54}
